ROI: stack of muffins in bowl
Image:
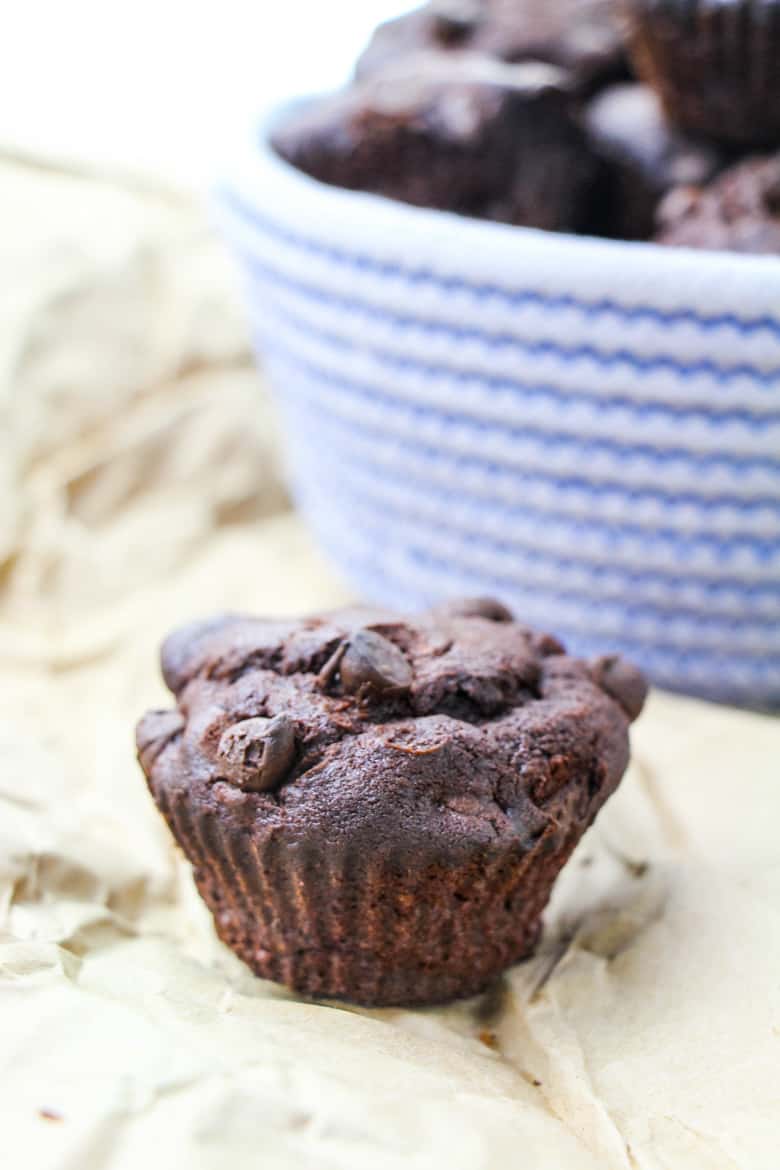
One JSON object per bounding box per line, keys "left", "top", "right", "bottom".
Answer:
{"left": 216, "top": 0, "right": 780, "bottom": 710}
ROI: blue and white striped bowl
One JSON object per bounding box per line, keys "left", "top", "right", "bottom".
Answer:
{"left": 216, "top": 107, "right": 780, "bottom": 708}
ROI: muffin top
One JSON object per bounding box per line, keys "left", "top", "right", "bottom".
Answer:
{"left": 138, "top": 601, "right": 646, "bottom": 866}
{"left": 271, "top": 52, "right": 605, "bottom": 233}
{"left": 356, "top": 0, "right": 629, "bottom": 96}
{"left": 656, "top": 152, "right": 780, "bottom": 253}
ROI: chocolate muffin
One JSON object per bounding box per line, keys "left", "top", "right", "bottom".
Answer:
{"left": 357, "top": 0, "right": 630, "bottom": 96}
{"left": 585, "top": 83, "right": 726, "bottom": 238}
{"left": 136, "top": 599, "right": 646, "bottom": 1007}
{"left": 272, "top": 52, "right": 607, "bottom": 234}
{"left": 624, "top": 0, "right": 780, "bottom": 147}
{"left": 655, "top": 151, "right": 780, "bottom": 253}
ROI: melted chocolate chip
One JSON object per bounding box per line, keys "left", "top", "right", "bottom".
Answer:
{"left": 216, "top": 714, "right": 296, "bottom": 791}
{"left": 340, "top": 629, "right": 413, "bottom": 695}
{"left": 315, "top": 641, "right": 347, "bottom": 690}
{"left": 432, "top": 0, "right": 481, "bottom": 43}
{"left": 589, "top": 655, "right": 648, "bottom": 722}
{"left": 430, "top": 597, "right": 514, "bottom": 623}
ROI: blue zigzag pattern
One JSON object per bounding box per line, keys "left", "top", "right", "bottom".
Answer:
{"left": 220, "top": 187, "right": 780, "bottom": 341}
{"left": 252, "top": 283, "right": 780, "bottom": 427}
{"left": 243, "top": 247, "right": 780, "bottom": 390}
{"left": 268, "top": 341, "right": 780, "bottom": 478}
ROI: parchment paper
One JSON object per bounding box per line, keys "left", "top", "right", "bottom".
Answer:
{"left": 1, "top": 156, "right": 778, "bottom": 1170}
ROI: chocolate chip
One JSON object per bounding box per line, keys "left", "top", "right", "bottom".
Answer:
{"left": 656, "top": 184, "right": 701, "bottom": 227}
{"left": 135, "top": 710, "right": 185, "bottom": 772}
{"left": 531, "top": 631, "right": 566, "bottom": 657}
{"left": 467, "top": 598, "right": 514, "bottom": 622}
{"left": 589, "top": 655, "right": 648, "bottom": 722}
{"left": 216, "top": 715, "right": 296, "bottom": 791}
{"left": 315, "top": 640, "right": 347, "bottom": 690}
{"left": 429, "top": 597, "right": 514, "bottom": 623}
{"left": 432, "top": 0, "right": 481, "bottom": 43}
{"left": 340, "top": 629, "right": 413, "bottom": 695}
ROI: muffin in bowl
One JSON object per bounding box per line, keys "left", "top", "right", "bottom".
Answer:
{"left": 215, "top": 13, "right": 780, "bottom": 709}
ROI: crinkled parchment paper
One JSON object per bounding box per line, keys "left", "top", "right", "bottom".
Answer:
{"left": 1, "top": 157, "right": 778, "bottom": 1170}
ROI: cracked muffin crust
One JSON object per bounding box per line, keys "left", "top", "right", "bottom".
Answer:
{"left": 136, "top": 600, "right": 646, "bottom": 1006}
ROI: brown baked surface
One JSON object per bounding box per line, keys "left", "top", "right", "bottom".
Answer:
{"left": 272, "top": 52, "right": 607, "bottom": 235}
{"left": 356, "top": 0, "right": 629, "bottom": 96}
{"left": 137, "top": 600, "right": 645, "bottom": 1006}
{"left": 656, "top": 152, "right": 780, "bottom": 254}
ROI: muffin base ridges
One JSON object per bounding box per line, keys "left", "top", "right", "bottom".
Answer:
{"left": 160, "top": 784, "right": 578, "bottom": 1007}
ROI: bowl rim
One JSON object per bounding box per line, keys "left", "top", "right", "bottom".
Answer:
{"left": 217, "top": 97, "right": 780, "bottom": 321}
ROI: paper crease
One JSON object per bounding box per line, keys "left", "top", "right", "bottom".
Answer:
{"left": 1, "top": 153, "right": 778, "bottom": 1170}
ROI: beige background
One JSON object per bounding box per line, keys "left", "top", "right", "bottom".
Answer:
{"left": 1, "top": 158, "right": 779, "bottom": 1170}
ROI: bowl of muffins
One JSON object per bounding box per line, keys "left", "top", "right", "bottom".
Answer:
{"left": 216, "top": 0, "right": 780, "bottom": 710}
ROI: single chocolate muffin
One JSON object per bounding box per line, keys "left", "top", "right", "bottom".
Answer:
{"left": 136, "top": 599, "right": 646, "bottom": 1007}
{"left": 357, "top": 0, "right": 630, "bottom": 96}
{"left": 585, "top": 83, "right": 726, "bottom": 238}
{"left": 624, "top": 0, "right": 780, "bottom": 147}
{"left": 272, "top": 52, "right": 607, "bottom": 234}
{"left": 655, "top": 151, "right": 780, "bottom": 253}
